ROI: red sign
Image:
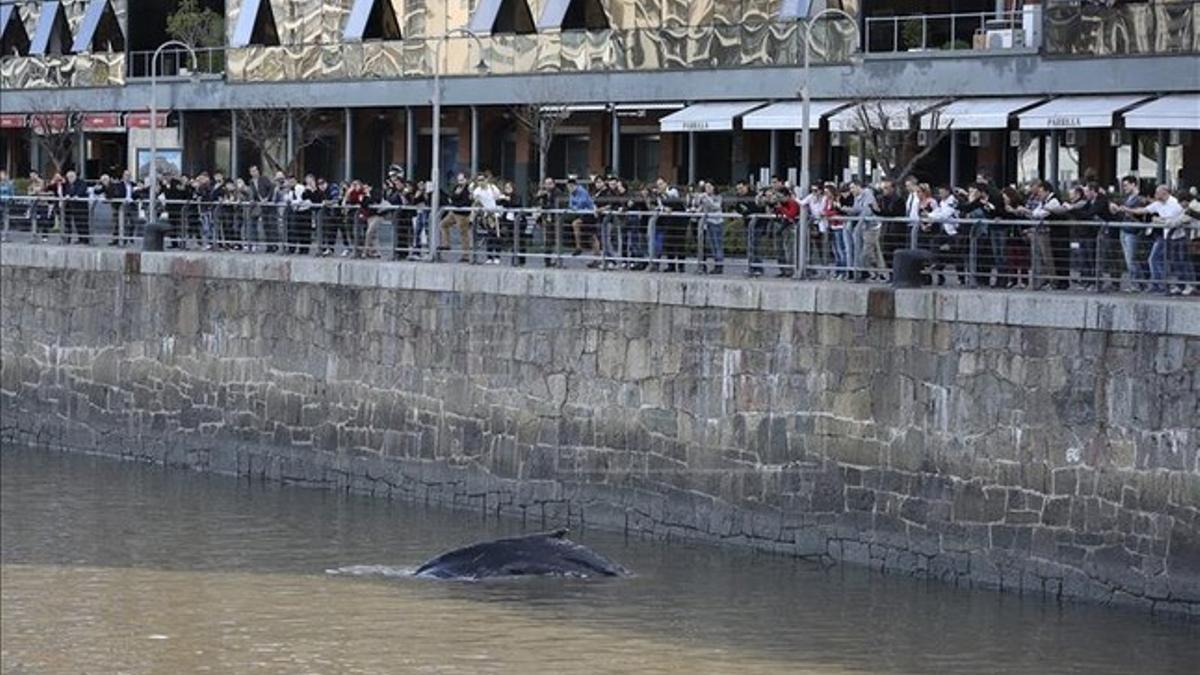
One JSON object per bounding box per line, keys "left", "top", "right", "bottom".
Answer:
{"left": 81, "top": 113, "right": 124, "bottom": 131}
{"left": 125, "top": 112, "right": 171, "bottom": 129}
{"left": 0, "top": 114, "right": 26, "bottom": 129}
{"left": 29, "top": 113, "right": 69, "bottom": 133}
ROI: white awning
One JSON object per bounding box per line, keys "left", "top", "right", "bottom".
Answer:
{"left": 1123, "top": 95, "right": 1200, "bottom": 130}
{"left": 659, "top": 102, "right": 765, "bottom": 133}
{"left": 1019, "top": 95, "right": 1151, "bottom": 130}
{"left": 743, "top": 100, "right": 852, "bottom": 130}
{"left": 615, "top": 103, "right": 684, "bottom": 112}
{"left": 826, "top": 99, "right": 944, "bottom": 133}
{"left": 920, "top": 97, "right": 1046, "bottom": 130}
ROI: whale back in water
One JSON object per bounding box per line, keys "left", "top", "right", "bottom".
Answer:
{"left": 413, "top": 529, "right": 628, "bottom": 580}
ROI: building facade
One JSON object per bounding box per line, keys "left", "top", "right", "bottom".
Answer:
{"left": 0, "top": 0, "right": 1197, "bottom": 191}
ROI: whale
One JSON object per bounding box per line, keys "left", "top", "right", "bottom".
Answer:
{"left": 413, "top": 529, "right": 628, "bottom": 580}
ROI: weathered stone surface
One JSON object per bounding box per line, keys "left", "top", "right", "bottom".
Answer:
{"left": 1, "top": 246, "right": 1197, "bottom": 616}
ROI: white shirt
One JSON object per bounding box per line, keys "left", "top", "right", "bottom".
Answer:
{"left": 472, "top": 183, "right": 501, "bottom": 212}
{"left": 906, "top": 192, "right": 923, "bottom": 224}
{"left": 930, "top": 196, "right": 959, "bottom": 235}
{"left": 1144, "top": 196, "right": 1183, "bottom": 221}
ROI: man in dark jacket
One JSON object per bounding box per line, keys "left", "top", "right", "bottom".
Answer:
{"left": 59, "top": 169, "right": 90, "bottom": 245}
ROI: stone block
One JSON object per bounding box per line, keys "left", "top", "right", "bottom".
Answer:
{"left": 894, "top": 289, "right": 933, "bottom": 321}
{"left": 705, "top": 279, "right": 760, "bottom": 311}
{"left": 956, "top": 292, "right": 1007, "bottom": 325}
{"left": 412, "top": 264, "right": 455, "bottom": 292}
{"left": 1167, "top": 302, "right": 1200, "bottom": 338}
{"left": 815, "top": 284, "right": 868, "bottom": 316}
{"left": 656, "top": 276, "right": 703, "bottom": 307}
{"left": 291, "top": 258, "right": 339, "bottom": 285}
{"left": 759, "top": 283, "right": 817, "bottom": 313}
{"left": 1006, "top": 295, "right": 1087, "bottom": 330}
{"left": 377, "top": 264, "right": 416, "bottom": 290}
{"left": 1087, "top": 298, "right": 1170, "bottom": 335}
{"left": 496, "top": 269, "right": 534, "bottom": 298}
{"left": 339, "top": 261, "right": 379, "bottom": 288}
{"left": 540, "top": 270, "right": 587, "bottom": 299}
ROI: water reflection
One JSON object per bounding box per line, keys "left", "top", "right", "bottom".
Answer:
{"left": 2, "top": 448, "right": 1197, "bottom": 674}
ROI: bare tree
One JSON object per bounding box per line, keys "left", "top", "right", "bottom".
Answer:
{"left": 28, "top": 107, "right": 83, "bottom": 174}
{"left": 850, "top": 100, "right": 953, "bottom": 181}
{"left": 230, "top": 106, "right": 328, "bottom": 175}
{"left": 508, "top": 104, "right": 571, "bottom": 182}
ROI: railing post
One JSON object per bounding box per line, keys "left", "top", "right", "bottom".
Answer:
{"left": 893, "top": 18, "right": 900, "bottom": 51}
{"left": 950, "top": 13, "right": 957, "bottom": 49}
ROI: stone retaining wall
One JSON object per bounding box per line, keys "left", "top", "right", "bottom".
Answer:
{"left": 1, "top": 245, "right": 1197, "bottom": 615}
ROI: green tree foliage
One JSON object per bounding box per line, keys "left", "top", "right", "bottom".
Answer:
{"left": 165, "top": 0, "right": 224, "bottom": 49}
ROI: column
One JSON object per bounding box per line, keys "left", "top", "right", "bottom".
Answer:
{"left": 1156, "top": 129, "right": 1168, "bottom": 185}
{"left": 856, "top": 133, "right": 866, "bottom": 181}
{"left": 77, "top": 128, "right": 86, "bottom": 178}
{"left": 231, "top": 111, "right": 239, "bottom": 177}
{"left": 285, "top": 111, "right": 294, "bottom": 174}
{"left": 1048, "top": 131, "right": 1060, "bottom": 186}
{"left": 610, "top": 111, "right": 620, "bottom": 177}
{"left": 470, "top": 105, "right": 479, "bottom": 176}
{"left": 405, "top": 107, "right": 416, "bottom": 179}
{"left": 343, "top": 108, "right": 352, "bottom": 183}
{"left": 769, "top": 129, "right": 779, "bottom": 178}
{"left": 687, "top": 132, "right": 697, "bottom": 185}
{"left": 949, "top": 130, "right": 959, "bottom": 188}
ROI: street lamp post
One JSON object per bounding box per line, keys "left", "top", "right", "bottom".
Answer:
{"left": 796, "top": 9, "right": 860, "bottom": 279}
{"left": 147, "top": 40, "right": 199, "bottom": 227}
{"left": 429, "top": 29, "right": 489, "bottom": 260}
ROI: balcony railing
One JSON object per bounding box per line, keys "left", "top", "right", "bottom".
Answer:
{"left": 1043, "top": 0, "right": 1199, "bottom": 56}
{"left": 126, "top": 47, "right": 227, "bottom": 80}
{"left": 864, "top": 10, "right": 1035, "bottom": 54}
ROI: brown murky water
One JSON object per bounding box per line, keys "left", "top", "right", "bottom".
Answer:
{"left": 2, "top": 449, "right": 1196, "bottom": 674}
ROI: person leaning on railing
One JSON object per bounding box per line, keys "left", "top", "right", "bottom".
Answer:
{"left": 1110, "top": 175, "right": 1149, "bottom": 292}
{"left": 955, "top": 182, "right": 997, "bottom": 287}
{"left": 58, "top": 169, "right": 90, "bottom": 246}
{"left": 1119, "top": 185, "right": 1194, "bottom": 296}
{"left": 534, "top": 177, "right": 560, "bottom": 268}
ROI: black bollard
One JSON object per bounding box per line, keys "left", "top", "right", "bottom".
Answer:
{"left": 143, "top": 221, "right": 169, "bottom": 252}
{"left": 892, "top": 249, "right": 934, "bottom": 289}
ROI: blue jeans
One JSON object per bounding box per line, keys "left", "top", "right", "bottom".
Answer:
{"left": 832, "top": 228, "right": 849, "bottom": 271}
{"left": 704, "top": 220, "right": 725, "bottom": 265}
{"left": 1151, "top": 236, "right": 1196, "bottom": 289}
{"left": 1120, "top": 230, "right": 1144, "bottom": 285}
{"left": 846, "top": 222, "right": 865, "bottom": 275}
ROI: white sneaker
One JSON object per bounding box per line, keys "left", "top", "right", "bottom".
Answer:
{"left": 1182, "top": 286, "right": 1196, "bottom": 296}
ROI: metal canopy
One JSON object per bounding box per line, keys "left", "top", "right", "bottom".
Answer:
{"left": 71, "top": 0, "right": 124, "bottom": 53}
{"left": 920, "top": 97, "right": 1046, "bottom": 130}
{"left": 1123, "top": 95, "right": 1200, "bottom": 131}
{"left": 343, "top": 0, "right": 401, "bottom": 42}
{"left": 743, "top": 100, "right": 852, "bottom": 130}
{"left": 660, "top": 101, "right": 766, "bottom": 133}
{"left": 231, "top": 0, "right": 279, "bottom": 48}
{"left": 1019, "top": 95, "right": 1152, "bottom": 130}
{"left": 30, "top": 1, "right": 73, "bottom": 56}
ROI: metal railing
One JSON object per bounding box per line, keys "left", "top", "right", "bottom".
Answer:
{"left": 126, "top": 46, "right": 227, "bottom": 79}
{"left": 864, "top": 10, "right": 1031, "bottom": 54}
{"left": 2, "top": 195, "right": 1197, "bottom": 296}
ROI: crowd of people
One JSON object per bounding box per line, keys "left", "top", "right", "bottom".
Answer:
{"left": 1, "top": 165, "right": 1197, "bottom": 295}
